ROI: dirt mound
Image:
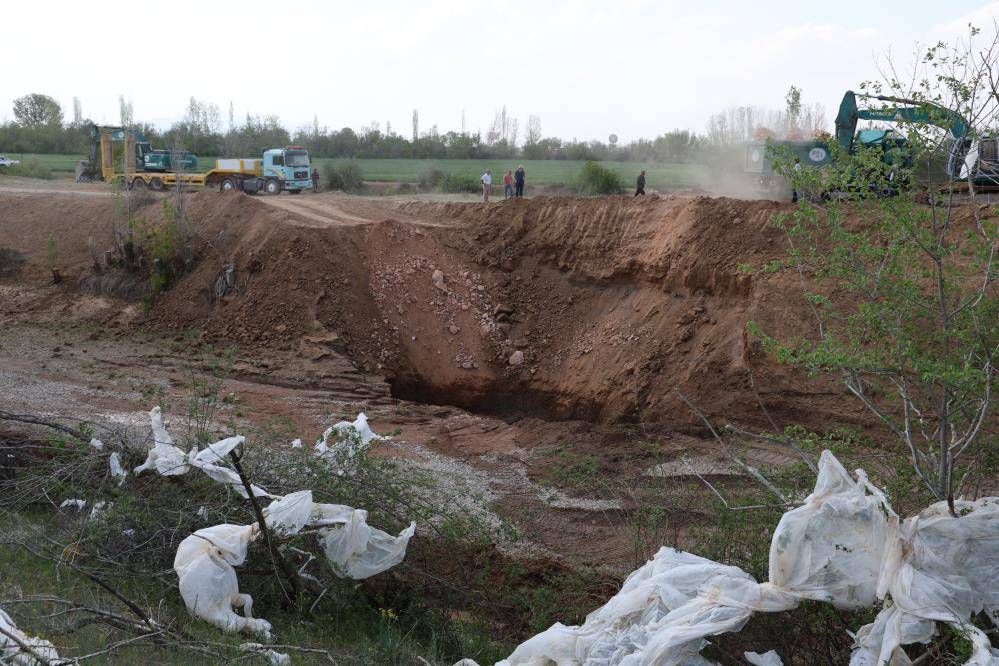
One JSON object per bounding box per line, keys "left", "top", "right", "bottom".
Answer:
{"left": 139, "top": 192, "right": 850, "bottom": 431}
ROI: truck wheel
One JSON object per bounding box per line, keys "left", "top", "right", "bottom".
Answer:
{"left": 220, "top": 177, "right": 237, "bottom": 193}
{"left": 131, "top": 178, "right": 146, "bottom": 190}
{"left": 149, "top": 177, "right": 165, "bottom": 192}
{"left": 264, "top": 179, "right": 281, "bottom": 195}
{"left": 288, "top": 189, "right": 301, "bottom": 195}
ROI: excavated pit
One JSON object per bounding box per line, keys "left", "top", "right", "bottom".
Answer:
{"left": 0, "top": 187, "right": 878, "bottom": 432}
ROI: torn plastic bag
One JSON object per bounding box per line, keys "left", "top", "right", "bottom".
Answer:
{"left": 134, "top": 407, "right": 189, "bottom": 476}
{"left": 109, "top": 452, "right": 127, "bottom": 483}
{"left": 311, "top": 503, "right": 416, "bottom": 579}
{"left": 263, "top": 490, "right": 314, "bottom": 536}
{"left": 314, "top": 413, "right": 379, "bottom": 458}
{"left": 173, "top": 523, "right": 271, "bottom": 637}
{"left": 0, "top": 606, "right": 60, "bottom": 665}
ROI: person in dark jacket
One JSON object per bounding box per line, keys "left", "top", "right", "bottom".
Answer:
{"left": 635, "top": 170, "right": 646, "bottom": 196}
{"left": 514, "top": 165, "right": 526, "bottom": 197}
{"left": 312, "top": 167, "right": 320, "bottom": 193}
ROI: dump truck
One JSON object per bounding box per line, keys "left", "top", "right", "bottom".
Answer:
{"left": 79, "top": 125, "right": 312, "bottom": 194}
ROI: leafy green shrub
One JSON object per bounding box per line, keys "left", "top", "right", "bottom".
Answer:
{"left": 327, "top": 160, "right": 364, "bottom": 193}
{"left": 0, "top": 157, "right": 52, "bottom": 180}
{"left": 573, "top": 161, "right": 624, "bottom": 195}
{"left": 417, "top": 166, "right": 445, "bottom": 189}
{"left": 439, "top": 172, "right": 480, "bottom": 193}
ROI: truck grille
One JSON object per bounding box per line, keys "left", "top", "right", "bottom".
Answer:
{"left": 295, "top": 170, "right": 309, "bottom": 179}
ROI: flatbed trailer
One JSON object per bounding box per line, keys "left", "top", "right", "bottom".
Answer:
{"left": 102, "top": 134, "right": 310, "bottom": 194}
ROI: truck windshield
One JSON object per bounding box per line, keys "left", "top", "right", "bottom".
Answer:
{"left": 285, "top": 151, "right": 309, "bottom": 167}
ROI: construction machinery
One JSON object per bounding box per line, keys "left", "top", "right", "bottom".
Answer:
{"left": 77, "top": 124, "right": 312, "bottom": 194}
{"left": 745, "top": 90, "right": 998, "bottom": 192}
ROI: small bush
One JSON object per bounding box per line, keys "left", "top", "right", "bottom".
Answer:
{"left": 0, "top": 157, "right": 53, "bottom": 180}
{"left": 327, "top": 160, "right": 364, "bottom": 193}
{"left": 417, "top": 166, "right": 445, "bottom": 189}
{"left": 573, "top": 161, "right": 624, "bottom": 195}
{"left": 439, "top": 172, "right": 481, "bottom": 193}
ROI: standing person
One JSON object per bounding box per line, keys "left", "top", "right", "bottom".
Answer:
{"left": 503, "top": 169, "right": 514, "bottom": 199}
{"left": 481, "top": 169, "right": 492, "bottom": 202}
{"left": 635, "top": 170, "right": 646, "bottom": 196}
{"left": 514, "top": 165, "right": 525, "bottom": 197}
{"left": 311, "top": 167, "right": 320, "bottom": 193}
{"left": 791, "top": 158, "right": 801, "bottom": 203}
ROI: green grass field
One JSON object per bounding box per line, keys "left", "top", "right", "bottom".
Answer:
{"left": 5, "top": 153, "right": 707, "bottom": 190}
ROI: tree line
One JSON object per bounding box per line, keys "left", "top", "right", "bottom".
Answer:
{"left": 0, "top": 92, "right": 818, "bottom": 163}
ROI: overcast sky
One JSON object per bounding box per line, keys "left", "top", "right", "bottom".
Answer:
{"left": 3, "top": 0, "right": 998, "bottom": 142}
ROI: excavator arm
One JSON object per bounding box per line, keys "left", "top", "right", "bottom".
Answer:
{"left": 835, "top": 91, "right": 970, "bottom": 154}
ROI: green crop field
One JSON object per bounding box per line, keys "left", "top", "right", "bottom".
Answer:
{"left": 5, "top": 153, "right": 707, "bottom": 190}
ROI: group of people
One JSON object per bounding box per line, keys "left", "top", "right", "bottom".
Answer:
{"left": 480, "top": 166, "right": 526, "bottom": 202}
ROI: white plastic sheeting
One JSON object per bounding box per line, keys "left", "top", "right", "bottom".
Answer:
{"left": 463, "top": 450, "right": 998, "bottom": 666}
{"left": 109, "top": 452, "right": 127, "bottom": 483}
{"left": 173, "top": 523, "right": 272, "bottom": 637}
{"left": 314, "top": 413, "right": 379, "bottom": 459}
{"left": 0, "top": 607, "right": 59, "bottom": 665}
{"left": 59, "top": 499, "right": 85, "bottom": 511}
{"left": 171, "top": 416, "right": 416, "bottom": 638}
{"left": 133, "top": 409, "right": 270, "bottom": 498}
{"left": 134, "top": 407, "right": 190, "bottom": 476}
{"left": 175, "top": 491, "right": 416, "bottom": 636}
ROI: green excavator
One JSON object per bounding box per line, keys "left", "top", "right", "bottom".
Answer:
{"left": 75, "top": 124, "right": 197, "bottom": 183}
{"left": 746, "top": 90, "right": 997, "bottom": 193}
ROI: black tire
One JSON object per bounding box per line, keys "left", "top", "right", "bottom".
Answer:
{"left": 149, "top": 177, "right": 165, "bottom": 192}
{"left": 288, "top": 189, "right": 301, "bottom": 195}
{"left": 264, "top": 178, "right": 281, "bottom": 195}
{"left": 220, "top": 177, "right": 237, "bottom": 193}
{"left": 131, "top": 178, "right": 146, "bottom": 190}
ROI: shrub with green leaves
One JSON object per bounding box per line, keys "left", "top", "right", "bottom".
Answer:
{"left": 573, "top": 161, "right": 624, "bottom": 195}
{"left": 439, "top": 172, "right": 480, "bottom": 193}
{"left": 327, "top": 159, "right": 364, "bottom": 193}
{"left": 0, "top": 157, "right": 52, "bottom": 180}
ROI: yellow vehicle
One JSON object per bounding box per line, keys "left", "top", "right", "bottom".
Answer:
{"left": 86, "top": 127, "right": 311, "bottom": 195}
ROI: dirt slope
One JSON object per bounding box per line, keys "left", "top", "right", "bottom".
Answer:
{"left": 127, "top": 191, "right": 847, "bottom": 430}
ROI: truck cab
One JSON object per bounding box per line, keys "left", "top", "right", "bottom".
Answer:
{"left": 261, "top": 147, "right": 312, "bottom": 194}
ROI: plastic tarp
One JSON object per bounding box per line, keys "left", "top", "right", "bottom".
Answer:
{"left": 0, "top": 607, "right": 59, "bottom": 665}
{"left": 134, "top": 407, "right": 190, "bottom": 476}
{"left": 173, "top": 523, "right": 273, "bottom": 637}
{"left": 314, "top": 413, "right": 379, "bottom": 459}
{"left": 461, "top": 450, "right": 998, "bottom": 666}
{"left": 133, "top": 409, "right": 270, "bottom": 498}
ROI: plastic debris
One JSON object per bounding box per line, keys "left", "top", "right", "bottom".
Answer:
{"left": 134, "top": 407, "right": 190, "bottom": 476}
{"left": 88, "top": 437, "right": 103, "bottom": 450}
{"left": 174, "top": 523, "right": 272, "bottom": 637}
{"left": 89, "top": 500, "right": 110, "bottom": 520}
{"left": 311, "top": 503, "right": 416, "bottom": 579}
{"left": 59, "top": 499, "right": 85, "bottom": 511}
{"left": 314, "top": 413, "right": 379, "bottom": 458}
{"left": 457, "top": 450, "right": 998, "bottom": 666}
{"left": 291, "top": 438, "right": 302, "bottom": 449}
{"left": 109, "top": 452, "right": 126, "bottom": 484}
{"left": 0, "top": 607, "right": 59, "bottom": 665}
{"left": 745, "top": 650, "right": 783, "bottom": 666}
{"left": 240, "top": 642, "right": 291, "bottom": 665}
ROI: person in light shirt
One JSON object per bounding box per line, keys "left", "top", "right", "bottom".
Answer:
{"left": 480, "top": 169, "right": 492, "bottom": 202}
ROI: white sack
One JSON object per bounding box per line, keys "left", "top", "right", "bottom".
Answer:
{"left": 89, "top": 437, "right": 103, "bottom": 450}
{"left": 173, "top": 523, "right": 271, "bottom": 637}
{"left": 59, "top": 499, "right": 85, "bottom": 511}
{"left": 0, "top": 607, "right": 60, "bottom": 665}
